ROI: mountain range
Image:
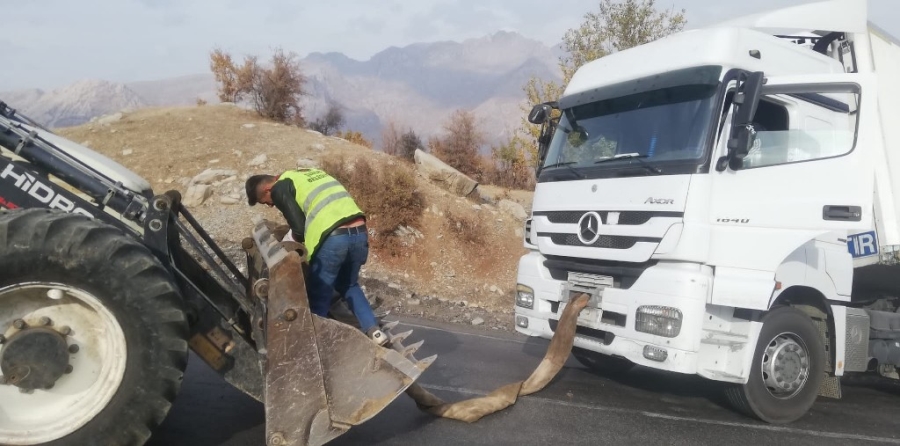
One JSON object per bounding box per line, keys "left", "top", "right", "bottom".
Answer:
{"left": 1, "top": 31, "right": 564, "bottom": 150}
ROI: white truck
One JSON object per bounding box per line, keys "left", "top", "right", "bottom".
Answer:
{"left": 514, "top": 0, "right": 900, "bottom": 424}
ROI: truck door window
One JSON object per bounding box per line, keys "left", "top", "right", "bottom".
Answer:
{"left": 740, "top": 88, "right": 858, "bottom": 169}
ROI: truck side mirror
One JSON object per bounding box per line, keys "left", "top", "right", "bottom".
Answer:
{"left": 719, "top": 71, "right": 765, "bottom": 171}
{"left": 528, "top": 103, "right": 553, "bottom": 124}
{"left": 531, "top": 102, "right": 560, "bottom": 177}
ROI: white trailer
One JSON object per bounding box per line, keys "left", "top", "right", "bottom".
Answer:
{"left": 514, "top": 0, "right": 900, "bottom": 424}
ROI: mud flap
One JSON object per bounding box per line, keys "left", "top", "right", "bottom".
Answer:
{"left": 400, "top": 293, "right": 589, "bottom": 422}
{"left": 250, "top": 217, "right": 435, "bottom": 446}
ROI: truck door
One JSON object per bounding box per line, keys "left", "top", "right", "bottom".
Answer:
{"left": 708, "top": 73, "right": 877, "bottom": 272}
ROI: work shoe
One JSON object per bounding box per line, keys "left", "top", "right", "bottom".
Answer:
{"left": 367, "top": 327, "right": 388, "bottom": 346}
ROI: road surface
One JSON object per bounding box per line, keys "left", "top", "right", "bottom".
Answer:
{"left": 148, "top": 317, "right": 900, "bottom": 446}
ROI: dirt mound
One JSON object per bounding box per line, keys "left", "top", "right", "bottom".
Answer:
{"left": 56, "top": 104, "right": 534, "bottom": 330}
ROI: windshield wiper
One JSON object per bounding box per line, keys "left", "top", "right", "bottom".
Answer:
{"left": 594, "top": 153, "right": 662, "bottom": 174}
{"left": 544, "top": 161, "right": 586, "bottom": 179}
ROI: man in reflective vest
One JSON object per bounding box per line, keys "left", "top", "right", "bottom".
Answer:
{"left": 245, "top": 168, "right": 388, "bottom": 346}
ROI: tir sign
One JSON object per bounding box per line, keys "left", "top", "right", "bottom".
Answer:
{"left": 847, "top": 231, "right": 878, "bottom": 258}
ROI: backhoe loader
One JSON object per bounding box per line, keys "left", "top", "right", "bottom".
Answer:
{"left": 0, "top": 101, "right": 435, "bottom": 446}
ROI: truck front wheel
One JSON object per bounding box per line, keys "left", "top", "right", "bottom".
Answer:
{"left": 725, "top": 306, "right": 825, "bottom": 424}
{"left": 0, "top": 209, "right": 189, "bottom": 445}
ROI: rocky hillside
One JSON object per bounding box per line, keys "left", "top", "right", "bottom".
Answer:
{"left": 55, "top": 104, "right": 535, "bottom": 330}
{"left": 6, "top": 31, "right": 563, "bottom": 150}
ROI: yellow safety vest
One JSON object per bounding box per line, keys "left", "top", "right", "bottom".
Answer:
{"left": 277, "top": 169, "right": 364, "bottom": 259}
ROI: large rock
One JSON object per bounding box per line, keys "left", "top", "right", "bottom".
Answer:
{"left": 190, "top": 168, "right": 238, "bottom": 185}
{"left": 219, "top": 194, "right": 242, "bottom": 205}
{"left": 97, "top": 112, "right": 123, "bottom": 125}
{"left": 183, "top": 184, "right": 213, "bottom": 206}
{"left": 499, "top": 199, "right": 528, "bottom": 220}
{"left": 413, "top": 149, "right": 478, "bottom": 197}
{"left": 247, "top": 154, "right": 268, "bottom": 167}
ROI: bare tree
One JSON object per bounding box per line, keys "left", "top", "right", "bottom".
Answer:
{"left": 209, "top": 47, "right": 308, "bottom": 125}
{"left": 381, "top": 119, "right": 402, "bottom": 156}
{"left": 429, "top": 110, "right": 484, "bottom": 176}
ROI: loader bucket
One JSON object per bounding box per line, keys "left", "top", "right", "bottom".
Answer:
{"left": 249, "top": 217, "right": 435, "bottom": 446}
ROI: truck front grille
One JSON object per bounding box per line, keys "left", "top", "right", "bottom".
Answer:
{"left": 534, "top": 210, "right": 683, "bottom": 226}
{"left": 542, "top": 233, "right": 661, "bottom": 250}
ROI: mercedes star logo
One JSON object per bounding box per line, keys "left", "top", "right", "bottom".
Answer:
{"left": 577, "top": 212, "right": 603, "bottom": 245}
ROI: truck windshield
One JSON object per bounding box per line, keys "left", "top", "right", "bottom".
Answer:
{"left": 540, "top": 78, "right": 720, "bottom": 181}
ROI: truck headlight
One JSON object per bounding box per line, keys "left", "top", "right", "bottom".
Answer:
{"left": 516, "top": 284, "right": 534, "bottom": 309}
{"left": 635, "top": 306, "right": 682, "bottom": 338}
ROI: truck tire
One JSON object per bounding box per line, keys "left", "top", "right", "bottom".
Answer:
{"left": 0, "top": 209, "right": 189, "bottom": 446}
{"left": 725, "top": 306, "right": 825, "bottom": 424}
{"left": 572, "top": 347, "right": 635, "bottom": 375}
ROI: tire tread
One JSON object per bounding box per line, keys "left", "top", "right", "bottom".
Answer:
{"left": 0, "top": 209, "right": 189, "bottom": 446}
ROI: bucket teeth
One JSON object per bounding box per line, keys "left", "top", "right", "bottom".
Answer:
{"left": 417, "top": 354, "right": 437, "bottom": 370}
{"left": 382, "top": 320, "right": 400, "bottom": 332}
{"left": 389, "top": 330, "right": 413, "bottom": 344}
{"left": 403, "top": 340, "right": 424, "bottom": 358}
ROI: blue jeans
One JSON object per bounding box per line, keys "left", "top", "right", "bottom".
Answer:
{"left": 307, "top": 230, "right": 378, "bottom": 332}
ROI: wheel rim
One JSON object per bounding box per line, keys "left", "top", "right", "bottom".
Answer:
{"left": 0, "top": 283, "right": 128, "bottom": 445}
{"left": 760, "top": 331, "right": 810, "bottom": 399}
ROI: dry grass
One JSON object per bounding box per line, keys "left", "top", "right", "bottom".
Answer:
{"left": 445, "top": 210, "right": 486, "bottom": 246}
{"left": 320, "top": 155, "right": 424, "bottom": 254}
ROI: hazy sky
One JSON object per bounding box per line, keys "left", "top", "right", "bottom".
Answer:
{"left": 4, "top": 0, "right": 898, "bottom": 91}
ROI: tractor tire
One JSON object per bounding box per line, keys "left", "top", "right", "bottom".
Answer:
{"left": 725, "top": 306, "right": 825, "bottom": 424}
{"left": 0, "top": 209, "right": 189, "bottom": 446}
{"left": 572, "top": 347, "right": 635, "bottom": 375}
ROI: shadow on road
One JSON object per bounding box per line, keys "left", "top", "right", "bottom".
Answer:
{"left": 518, "top": 336, "right": 735, "bottom": 416}
{"left": 147, "top": 354, "right": 265, "bottom": 446}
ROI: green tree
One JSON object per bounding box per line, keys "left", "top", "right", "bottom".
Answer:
{"left": 514, "top": 0, "right": 687, "bottom": 168}
{"left": 311, "top": 102, "right": 346, "bottom": 136}
{"left": 399, "top": 129, "right": 423, "bottom": 162}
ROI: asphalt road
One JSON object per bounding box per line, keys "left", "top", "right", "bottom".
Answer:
{"left": 147, "top": 317, "right": 900, "bottom": 446}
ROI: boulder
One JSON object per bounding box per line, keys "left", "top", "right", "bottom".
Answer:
{"left": 212, "top": 176, "right": 237, "bottom": 187}
{"left": 310, "top": 143, "right": 326, "bottom": 152}
{"left": 247, "top": 154, "right": 268, "bottom": 166}
{"left": 97, "top": 112, "right": 123, "bottom": 125}
{"left": 297, "top": 158, "right": 318, "bottom": 168}
{"left": 190, "top": 168, "right": 238, "bottom": 185}
{"left": 413, "top": 149, "right": 478, "bottom": 197}
{"left": 219, "top": 194, "right": 242, "bottom": 205}
{"left": 499, "top": 199, "right": 528, "bottom": 220}
{"left": 183, "top": 185, "right": 212, "bottom": 206}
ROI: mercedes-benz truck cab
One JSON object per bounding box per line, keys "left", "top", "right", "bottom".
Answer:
{"left": 513, "top": 0, "right": 900, "bottom": 424}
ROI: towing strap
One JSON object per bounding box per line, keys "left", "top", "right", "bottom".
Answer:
{"left": 404, "top": 293, "right": 588, "bottom": 422}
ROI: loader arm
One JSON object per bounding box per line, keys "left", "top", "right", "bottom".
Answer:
{"left": 0, "top": 101, "right": 436, "bottom": 446}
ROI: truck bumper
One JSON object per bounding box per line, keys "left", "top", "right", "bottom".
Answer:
{"left": 514, "top": 251, "right": 715, "bottom": 377}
